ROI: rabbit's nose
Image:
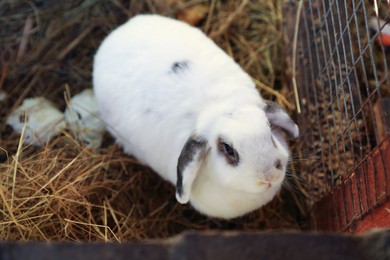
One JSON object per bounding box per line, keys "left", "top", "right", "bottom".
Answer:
{"left": 263, "top": 171, "right": 274, "bottom": 182}
{"left": 263, "top": 170, "right": 283, "bottom": 184}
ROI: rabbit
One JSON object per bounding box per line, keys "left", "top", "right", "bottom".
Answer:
{"left": 64, "top": 89, "right": 105, "bottom": 149}
{"left": 93, "top": 14, "right": 299, "bottom": 219}
{"left": 7, "top": 97, "right": 66, "bottom": 146}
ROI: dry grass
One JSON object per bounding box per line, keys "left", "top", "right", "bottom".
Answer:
{"left": 0, "top": 133, "right": 302, "bottom": 242}
{"left": 0, "top": 0, "right": 304, "bottom": 242}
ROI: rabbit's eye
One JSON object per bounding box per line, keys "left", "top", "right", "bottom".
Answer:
{"left": 217, "top": 138, "right": 240, "bottom": 166}
{"left": 222, "top": 142, "right": 234, "bottom": 156}
{"left": 75, "top": 111, "right": 82, "bottom": 120}
{"left": 19, "top": 112, "right": 29, "bottom": 123}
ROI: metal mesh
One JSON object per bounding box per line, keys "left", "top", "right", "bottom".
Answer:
{"left": 290, "top": 0, "right": 389, "bottom": 221}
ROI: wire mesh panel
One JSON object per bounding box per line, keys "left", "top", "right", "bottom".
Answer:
{"left": 286, "top": 0, "right": 389, "bottom": 231}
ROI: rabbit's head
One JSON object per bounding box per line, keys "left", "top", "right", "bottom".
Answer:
{"left": 176, "top": 101, "right": 298, "bottom": 206}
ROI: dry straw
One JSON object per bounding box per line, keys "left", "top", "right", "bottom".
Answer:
{"left": 0, "top": 0, "right": 309, "bottom": 241}
{"left": 3, "top": 0, "right": 386, "bottom": 242}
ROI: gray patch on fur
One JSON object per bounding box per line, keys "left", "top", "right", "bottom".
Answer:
{"left": 171, "top": 60, "right": 189, "bottom": 73}
{"left": 264, "top": 100, "right": 280, "bottom": 114}
{"left": 271, "top": 135, "right": 277, "bottom": 148}
{"left": 185, "top": 112, "right": 195, "bottom": 119}
{"left": 176, "top": 135, "right": 207, "bottom": 196}
{"left": 264, "top": 100, "right": 298, "bottom": 138}
{"left": 143, "top": 108, "right": 152, "bottom": 115}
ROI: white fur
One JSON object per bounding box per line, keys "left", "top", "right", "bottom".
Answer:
{"left": 93, "top": 14, "right": 297, "bottom": 219}
{"left": 7, "top": 97, "right": 66, "bottom": 146}
{"left": 64, "top": 89, "right": 105, "bottom": 149}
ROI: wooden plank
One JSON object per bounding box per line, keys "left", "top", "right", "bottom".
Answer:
{"left": 358, "top": 161, "right": 369, "bottom": 214}
{"left": 352, "top": 200, "right": 390, "bottom": 234}
{"left": 311, "top": 137, "right": 390, "bottom": 233}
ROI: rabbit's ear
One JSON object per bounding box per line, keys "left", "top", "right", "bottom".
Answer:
{"left": 176, "top": 135, "right": 208, "bottom": 204}
{"left": 264, "top": 101, "right": 299, "bottom": 138}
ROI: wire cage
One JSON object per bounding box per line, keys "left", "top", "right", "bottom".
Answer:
{"left": 285, "top": 0, "right": 390, "bottom": 232}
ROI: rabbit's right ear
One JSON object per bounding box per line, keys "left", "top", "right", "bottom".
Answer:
{"left": 264, "top": 101, "right": 299, "bottom": 138}
{"left": 176, "top": 135, "right": 207, "bottom": 204}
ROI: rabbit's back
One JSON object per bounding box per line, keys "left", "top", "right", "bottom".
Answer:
{"left": 93, "top": 15, "right": 257, "bottom": 182}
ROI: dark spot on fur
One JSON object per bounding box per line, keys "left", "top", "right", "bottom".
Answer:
{"left": 19, "top": 113, "right": 29, "bottom": 123}
{"left": 271, "top": 135, "right": 277, "bottom": 148}
{"left": 143, "top": 108, "right": 151, "bottom": 115}
{"left": 264, "top": 100, "right": 280, "bottom": 113}
{"left": 185, "top": 112, "right": 195, "bottom": 119}
{"left": 76, "top": 111, "right": 82, "bottom": 120}
{"left": 217, "top": 137, "right": 240, "bottom": 166}
{"left": 265, "top": 100, "right": 298, "bottom": 138}
{"left": 176, "top": 136, "right": 207, "bottom": 196}
{"left": 171, "top": 60, "right": 189, "bottom": 73}
{"left": 274, "top": 159, "right": 282, "bottom": 170}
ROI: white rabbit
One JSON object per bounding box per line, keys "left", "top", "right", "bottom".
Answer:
{"left": 93, "top": 14, "right": 299, "bottom": 219}
{"left": 64, "top": 89, "right": 105, "bottom": 149}
{"left": 7, "top": 97, "right": 66, "bottom": 146}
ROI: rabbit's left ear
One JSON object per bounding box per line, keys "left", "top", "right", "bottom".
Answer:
{"left": 176, "top": 135, "right": 207, "bottom": 204}
{"left": 264, "top": 101, "right": 299, "bottom": 138}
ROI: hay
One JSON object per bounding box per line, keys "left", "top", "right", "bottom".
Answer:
{"left": 0, "top": 0, "right": 304, "bottom": 241}
{"left": 0, "top": 134, "right": 301, "bottom": 241}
